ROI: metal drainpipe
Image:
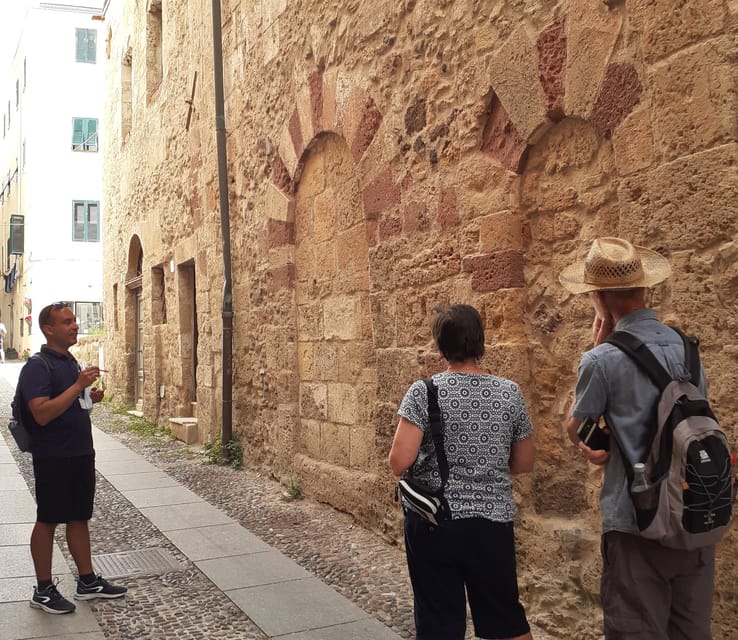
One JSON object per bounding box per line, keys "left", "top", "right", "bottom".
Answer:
{"left": 211, "top": 0, "right": 233, "bottom": 460}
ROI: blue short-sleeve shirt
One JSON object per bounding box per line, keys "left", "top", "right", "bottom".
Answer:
{"left": 398, "top": 371, "right": 533, "bottom": 522}
{"left": 19, "top": 346, "right": 93, "bottom": 459}
{"left": 572, "top": 309, "right": 706, "bottom": 534}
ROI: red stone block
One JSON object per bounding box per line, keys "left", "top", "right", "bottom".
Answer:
{"left": 269, "top": 263, "right": 296, "bottom": 292}
{"left": 271, "top": 154, "right": 295, "bottom": 195}
{"left": 537, "top": 19, "right": 566, "bottom": 121}
{"left": 288, "top": 108, "right": 304, "bottom": 160}
{"left": 462, "top": 250, "right": 525, "bottom": 291}
{"left": 308, "top": 68, "right": 324, "bottom": 133}
{"left": 266, "top": 218, "right": 295, "bottom": 248}
{"left": 403, "top": 200, "right": 429, "bottom": 233}
{"left": 351, "top": 97, "right": 383, "bottom": 162}
{"left": 362, "top": 168, "right": 401, "bottom": 219}
{"left": 379, "top": 216, "right": 402, "bottom": 240}
{"left": 481, "top": 93, "right": 529, "bottom": 174}
{"left": 438, "top": 186, "right": 459, "bottom": 229}
{"left": 590, "top": 63, "right": 642, "bottom": 138}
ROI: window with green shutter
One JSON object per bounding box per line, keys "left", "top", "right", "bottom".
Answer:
{"left": 72, "top": 201, "right": 100, "bottom": 242}
{"left": 71, "top": 118, "right": 98, "bottom": 151}
{"left": 75, "top": 28, "right": 97, "bottom": 64}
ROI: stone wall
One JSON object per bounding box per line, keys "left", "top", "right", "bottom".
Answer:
{"left": 101, "top": 0, "right": 738, "bottom": 636}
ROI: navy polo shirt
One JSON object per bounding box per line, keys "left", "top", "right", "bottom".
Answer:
{"left": 19, "top": 346, "right": 94, "bottom": 459}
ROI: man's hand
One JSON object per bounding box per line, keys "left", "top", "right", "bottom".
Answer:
{"left": 90, "top": 387, "right": 104, "bottom": 404}
{"left": 578, "top": 441, "right": 610, "bottom": 466}
{"left": 76, "top": 366, "right": 100, "bottom": 391}
{"left": 592, "top": 314, "right": 614, "bottom": 346}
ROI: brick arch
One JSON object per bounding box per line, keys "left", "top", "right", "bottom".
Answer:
{"left": 480, "top": 8, "right": 641, "bottom": 175}
{"left": 264, "top": 69, "right": 392, "bottom": 274}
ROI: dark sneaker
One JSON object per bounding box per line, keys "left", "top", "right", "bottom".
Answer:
{"left": 30, "top": 579, "right": 76, "bottom": 614}
{"left": 74, "top": 575, "right": 127, "bottom": 600}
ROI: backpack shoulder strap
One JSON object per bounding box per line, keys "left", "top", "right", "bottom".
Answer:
{"left": 668, "top": 326, "right": 701, "bottom": 386}
{"left": 604, "top": 331, "right": 673, "bottom": 391}
{"left": 30, "top": 352, "right": 54, "bottom": 372}
{"left": 422, "top": 377, "right": 449, "bottom": 487}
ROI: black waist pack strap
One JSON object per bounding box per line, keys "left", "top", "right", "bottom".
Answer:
{"left": 423, "top": 377, "right": 449, "bottom": 486}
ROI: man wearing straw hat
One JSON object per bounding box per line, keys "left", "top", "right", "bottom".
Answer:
{"left": 560, "top": 238, "right": 714, "bottom": 640}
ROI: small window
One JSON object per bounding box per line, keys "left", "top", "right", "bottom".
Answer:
{"left": 72, "top": 200, "right": 100, "bottom": 242}
{"left": 75, "top": 28, "right": 97, "bottom": 64}
{"left": 74, "top": 302, "right": 102, "bottom": 334}
{"left": 72, "top": 118, "right": 98, "bottom": 151}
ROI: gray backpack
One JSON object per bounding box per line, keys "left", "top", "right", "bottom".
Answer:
{"left": 606, "top": 329, "right": 735, "bottom": 550}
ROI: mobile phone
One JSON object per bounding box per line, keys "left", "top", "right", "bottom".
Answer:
{"left": 577, "top": 416, "right": 610, "bottom": 451}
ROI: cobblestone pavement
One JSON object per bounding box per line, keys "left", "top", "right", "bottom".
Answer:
{"left": 4, "top": 381, "right": 557, "bottom": 639}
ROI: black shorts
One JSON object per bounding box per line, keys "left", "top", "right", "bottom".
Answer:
{"left": 33, "top": 454, "right": 96, "bottom": 523}
{"left": 404, "top": 512, "right": 530, "bottom": 640}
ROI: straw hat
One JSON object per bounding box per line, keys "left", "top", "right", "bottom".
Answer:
{"left": 559, "top": 237, "right": 671, "bottom": 294}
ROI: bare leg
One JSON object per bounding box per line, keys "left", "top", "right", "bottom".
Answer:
{"left": 66, "top": 520, "right": 94, "bottom": 576}
{"left": 30, "top": 522, "right": 57, "bottom": 582}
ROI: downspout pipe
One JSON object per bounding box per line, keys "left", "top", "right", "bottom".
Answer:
{"left": 211, "top": 0, "right": 233, "bottom": 459}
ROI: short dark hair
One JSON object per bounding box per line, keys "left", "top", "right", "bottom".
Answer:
{"left": 38, "top": 302, "right": 69, "bottom": 334}
{"left": 431, "top": 304, "right": 485, "bottom": 363}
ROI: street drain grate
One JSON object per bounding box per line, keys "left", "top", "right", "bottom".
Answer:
{"left": 92, "top": 548, "right": 186, "bottom": 579}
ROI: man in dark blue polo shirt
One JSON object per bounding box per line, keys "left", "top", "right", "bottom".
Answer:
{"left": 20, "top": 303, "right": 127, "bottom": 614}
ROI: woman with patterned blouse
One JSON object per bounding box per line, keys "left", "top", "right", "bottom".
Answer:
{"left": 389, "top": 304, "right": 535, "bottom": 640}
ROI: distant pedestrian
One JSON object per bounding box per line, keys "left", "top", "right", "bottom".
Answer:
{"left": 389, "top": 304, "right": 535, "bottom": 640}
{"left": 0, "top": 317, "right": 7, "bottom": 363}
{"left": 20, "top": 302, "right": 126, "bottom": 614}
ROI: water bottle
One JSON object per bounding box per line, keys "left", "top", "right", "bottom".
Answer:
{"left": 631, "top": 462, "right": 657, "bottom": 510}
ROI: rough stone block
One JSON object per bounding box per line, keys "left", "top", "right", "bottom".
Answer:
{"left": 321, "top": 68, "right": 339, "bottom": 133}
{"left": 300, "top": 382, "right": 327, "bottom": 420}
{"left": 537, "top": 18, "right": 566, "bottom": 120}
{"left": 629, "top": 0, "right": 725, "bottom": 63}
{"left": 617, "top": 144, "right": 738, "bottom": 251}
{"left": 487, "top": 24, "right": 549, "bottom": 141}
{"left": 590, "top": 63, "right": 642, "bottom": 138}
{"left": 370, "top": 292, "right": 397, "bottom": 350}
{"left": 264, "top": 182, "right": 294, "bottom": 221}
{"left": 649, "top": 37, "right": 736, "bottom": 161}
{"left": 299, "top": 418, "right": 322, "bottom": 460}
{"left": 335, "top": 225, "right": 369, "bottom": 275}
{"left": 437, "top": 186, "right": 459, "bottom": 229}
{"left": 313, "top": 341, "right": 339, "bottom": 382}
{"left": 321, "top": 422, "right": 350, "bottom": 467}
{"left": 462, "top": 250, "right": 525, "bottom": 292}
{"left": 266, "top": 218, "right": 294, "bottom": 248}
{"left": 403, "top": 200, "right": 430, "bottom": 233}
{"left": 481, "top": 92, "right": 530, "bottom": 174}
{"left": 312, "top": 188, "right": 336, "bottom": 243}
{"left": 349, "top": 426, "right": 375, "bottom": 470}
{"left": 295, "top": 84, "right": 316, "bottom": 150}
{"left": 379, "top": 216, "right": 403, "bottom": 240}
{"left": 611, "top": 107, "right": 656, "bottom": 176}
{"left": 350, "top": 97, "right": 383, "bottom": 163}
{"left": 323, "top": 295, "right": 360, "bottom": 340}
{"left": 479, "top": 210, "right": 523, "bottom": 253}
{"left": 297, "top": 341, "right": 315, "bottom": 380}
{"left": 362, "top": 168, "right": 401, "bottom": 219}
{"left": 327, "top": 382, "right": 358, "bottom": 425}
{"left": 564, "top": 0, "right": 622, "bottom": 119}
{"left": 297, "top": 302, "right": 324, "bottom": 342}
{"left": 278, "top": 124, "right": 299, "bottom": 179}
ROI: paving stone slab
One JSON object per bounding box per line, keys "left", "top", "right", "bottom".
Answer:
{"left": 103, "top": 471, "right": 180, "bottom": 491}
{"left": 226, "top": 577, "right": 370, "bottom": 637}
{"left": 0, "top": 491, "right": 37, "bottom": 523}
{"left": 165, "top": 523, "right": 272, "bottom": 561}
{"left": 95, "top": 459, "right": 159, "bottom": 476}
{"left": 276, "top": 618, "right": 403, "bottom": 640}
{"left": 94, "top": 447, "right": 147, "bottom": 463}
{"left": 0, "top": 523, "right": 35, "bottom": 546}
{"left": 0, "top": 576, "right": 36, "bottom": 603}
{"left": 122, "top": 484, "right": 203, "bottom": 508}
{"left": 0, "top": 600, "right": 101, "bottom": 639}
{"left": 140, "top": 501, "right": 234, "bottom": 531}
{"left": 197, "top": 550, "right": 311, "bottom": 590}
{"left": 0, "top": 473, "right": 29, "bottom": 490}
{"left": 0, "top": 545, "right": 70, "bottom": 578}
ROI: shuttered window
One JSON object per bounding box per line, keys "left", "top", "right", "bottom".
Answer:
{"left": 75, "top": 28, "right": 97, "bottom": 64}
{"left": 72, "top": 118, "right": 98, "bottom": 151}
{"left": 72, "top": 201, "right": 100, "bottom": 242}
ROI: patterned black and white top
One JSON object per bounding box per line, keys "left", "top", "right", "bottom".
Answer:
{"left": 397, "top": 371, "right": 533, "bottom": 522}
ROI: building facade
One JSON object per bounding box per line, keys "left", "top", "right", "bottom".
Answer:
{"left": 0, "top": 2, "right": 105, "bottom": 358}
{"left": 100, "top": 0, "right": 738, "bottom": 636}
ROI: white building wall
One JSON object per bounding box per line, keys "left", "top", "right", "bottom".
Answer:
{"left": 1, "top": 3, "right": 104, "bottom": 355}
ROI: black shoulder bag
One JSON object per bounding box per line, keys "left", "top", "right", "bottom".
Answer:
{"left": 395, "top": 378, "right": 451, "bottom": 525}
